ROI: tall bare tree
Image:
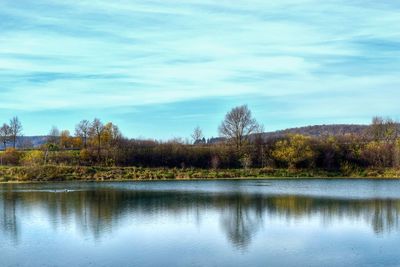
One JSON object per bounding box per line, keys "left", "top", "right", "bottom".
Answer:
{"left": 370, "top": 116, "right": 400, "bottom": 168}
{"left": 370, "top": 116, "right": 398, "bottom": 142}
{"left": 0, "top": 123, "right": 11, "bottom": 150}
{"left": 9, "top": 117, "right": 22, "bottom": 149}
{"left": 219, "top": 105, "right": 262, "bottom": 152}
{"left": 75, "top": 119, "right": 90, "bottom": 148}
{"left": 90, "top": 118, "right": 104, "bottom": 159}
{"left": 47, "top": 126, "right": 60, "bottom": 147}
{"left": 191, "top": 126, "right": 204, "bottom": 144}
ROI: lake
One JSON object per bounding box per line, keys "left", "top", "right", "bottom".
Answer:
{"left": 1, "top": 179, "right": 400, "bottom": 267}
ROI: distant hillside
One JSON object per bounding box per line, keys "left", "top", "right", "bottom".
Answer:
{"left": 208, "top": 124, "right": 370, "bottom": 144}
{"left": 261, "top": 124, "right": 369, "bottom": 139}
{"left": 0, "top": 136, "right": 48, "bottom": 150}
{"left": 3, "top": 124, "right": 371, "bottom": 149}
{"left": 17, "top": 136, "right": 48, "bottom": 148}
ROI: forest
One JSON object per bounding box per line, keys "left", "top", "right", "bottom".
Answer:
{"left": 0, "top": 105, "right": 399, "bottom": 180}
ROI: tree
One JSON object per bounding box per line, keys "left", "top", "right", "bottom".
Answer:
{"left": 0, "top": 123, "right": 11, "bottom": 150}
{"left": 20, "top": 138, "right": 34, "bottom": 150}
{"left": 370, "top": 117, "right": 399, "bottom": 142}
{"left": 100, "top": 122, "right": 123, "bottom": 165}
{"left": 101, "top": 123, "right": 121, "bottom": 145}
{"left": 75, "top": 120, "right": 90, "bottom": 148}
{"left": 60, "top": 130, "right": 72, "bottom": 149}
{"left": 219, "top": 105, "right": 262, "bottom": 152}
{"left": 21, "top": 150, "right": 45, "bottom": 166}
{"left": 47, "top": 126, "right": 60, "bottom": 148}
{"left": 272, "top": 134, "right": 315, "bottom": 169}
{"left": 361, "top": 141, "right": 392, "bottom": 168}
{"left": 370, "top": 117, "right": 400, "bottom": 167}
{"left": 191, "top": 126, "right": 204, "bottom": 144}
{"left": 239, "top": 154, "right": 252, "bottom": 169}
{"left": 90, "top": 118, "right": 104, "bottom": 160}
{"left": 9, "top": 117, "right": 22, "bottom": 149}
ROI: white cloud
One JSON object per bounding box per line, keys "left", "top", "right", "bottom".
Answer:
{"left": 0, "top": 0, "right": 399, "bottom": 136}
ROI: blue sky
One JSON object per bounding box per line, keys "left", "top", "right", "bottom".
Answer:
{"left": 0, "top": 0, "right": 399, "bottom": 139}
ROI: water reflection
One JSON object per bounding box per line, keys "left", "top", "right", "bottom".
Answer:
{"left": 1, "top": 193, "right": 19, "bottom": 245}
{"left": 1, "top": 182, "right": 400, "bottom": 249}
{"left": 220, "top": 195, "right": 263, "bottom": 249}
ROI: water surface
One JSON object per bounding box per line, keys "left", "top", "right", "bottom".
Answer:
{"left": 1, "top": 179, "right": 400, "bottom": 267}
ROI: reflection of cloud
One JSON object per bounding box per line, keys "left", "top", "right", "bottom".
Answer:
{"left": 1, "top": 188, "right": 400, "bottom": 248}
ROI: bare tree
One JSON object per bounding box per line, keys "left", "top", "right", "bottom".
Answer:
{"left": 9, "top": 117, "right": 22, "bottom": 149}
{"left": 90, "top": 118, "right": 104, "bottom": 159}
{"left": 191, "top": 126, "right": 204, "bottom": 144}
{"left": 219, "top": 105, "right": 262, "bottom": 152}
{"left": 47, "top": 126, "right": 60, "bottom": 146}
{"left": 370, "top": 116, "right": 399, "bottom": 142}
{"left": 0, "top": 123, "right": 11, "bottom": 150}
{"left": 20, "top": 138, "right": 34, "bottom": 150}
{"left": 370, "top": 117, "right": 400, "bottom": 168}
{"left": 75, "top": 119, "right": 90, "bottom": 148}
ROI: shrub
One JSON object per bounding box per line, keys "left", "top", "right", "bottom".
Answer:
{"left": 21, "top": 150, "right": 45, "bottom": 166}
{"left": 273, "top": 134, "right": 315, "bottom": 169}
{"left": 0, "top": 148, "right": 21, "bottom": 165}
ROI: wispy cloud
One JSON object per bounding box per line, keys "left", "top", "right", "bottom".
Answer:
{"left": 0, "top": 0, "right": 399, "bottom": 137}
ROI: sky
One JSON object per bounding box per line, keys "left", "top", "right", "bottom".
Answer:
{"left": 0, "top": 0, "right": 399, "bottom": 139}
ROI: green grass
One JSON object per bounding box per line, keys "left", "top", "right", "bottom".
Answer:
{"left": 0, "top": 165, "right": 400, "bottom": 183}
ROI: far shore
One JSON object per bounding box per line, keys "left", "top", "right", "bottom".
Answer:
{"left": 1, "top": 165, "right": 400, "bottom": 183}
{"left": 2, "top": 177, "right": 400, "bottom": 185}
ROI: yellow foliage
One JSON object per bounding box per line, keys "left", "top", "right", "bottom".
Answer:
{"left": 80, "top": 149, "right": 90, "bottom": 162}
{"left": 60, "top": 130, "right": 81, "bottom": 149}
{"left": 361, "top": 141, "right": 392, "bottom": 167}
{"left": 273, "top": 134, "right": 314, "bottom": 169}
{"left": 22, "top": 150, "right": 45, "bottom": 166}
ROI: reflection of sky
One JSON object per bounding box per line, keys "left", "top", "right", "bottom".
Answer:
{"left": 87, "top": 179, "right": 400, "bottom": 199}
{"left": 1, "top": 1, "right": 400, "bottom": 138}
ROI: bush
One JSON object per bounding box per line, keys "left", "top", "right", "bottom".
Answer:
{"left": 272, "top": 134, "right": 315, "bottom": 169}
{"left": 0, "top": 148, "right": 21, "bottom": 165}
{"left": 46, "top": 151, "right": 79, "bottom": 165}
{"left": 21, "top": 150, "right": 45, "bottom": 166}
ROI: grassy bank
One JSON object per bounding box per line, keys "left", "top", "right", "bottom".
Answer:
{"left": 1, "top": 165, "right": 400, "bottom": 182}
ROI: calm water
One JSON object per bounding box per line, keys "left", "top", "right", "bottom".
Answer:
{"left": 1, "top": 179, "right": 400, "bottom": 267}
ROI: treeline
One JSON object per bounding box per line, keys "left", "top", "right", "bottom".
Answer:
{"left": 0, "top": 106, "right": 400, "bottom": 173}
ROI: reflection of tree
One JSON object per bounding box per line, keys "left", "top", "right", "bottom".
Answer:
{"left": 370, "top": 200, "right": 399, "bottom": 235}
{"left": 220, "top": 195, "right": 263, "bottom": 249}
{"left": 1, "top": 186, "right": 400, "bottom": 248}
{"left": 0, "top": 192, "right": 19, "bottom": 245}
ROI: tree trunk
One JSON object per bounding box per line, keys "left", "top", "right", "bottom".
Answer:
{"left": 97, "top": 135, "right": 101, "bottom": 160}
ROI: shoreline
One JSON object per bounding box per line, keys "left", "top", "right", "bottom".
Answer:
{"left": 2, "top": 176, "right": 400, "bottom": 185}
{"left": 0, "top": 165, "right": 400, "bottom": 183}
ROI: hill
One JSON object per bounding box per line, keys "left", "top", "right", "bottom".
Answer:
{"left": 261, "top": 124, "right": 369, "bottom": 139}
{"left": 208, "top": 124, "right": 369, "bottom": 144}
{"left": 2, "top": 124, "right": 371, "bottom": 149}
{"left": 0, "top": 136, "right": 48, "bottom": 150}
